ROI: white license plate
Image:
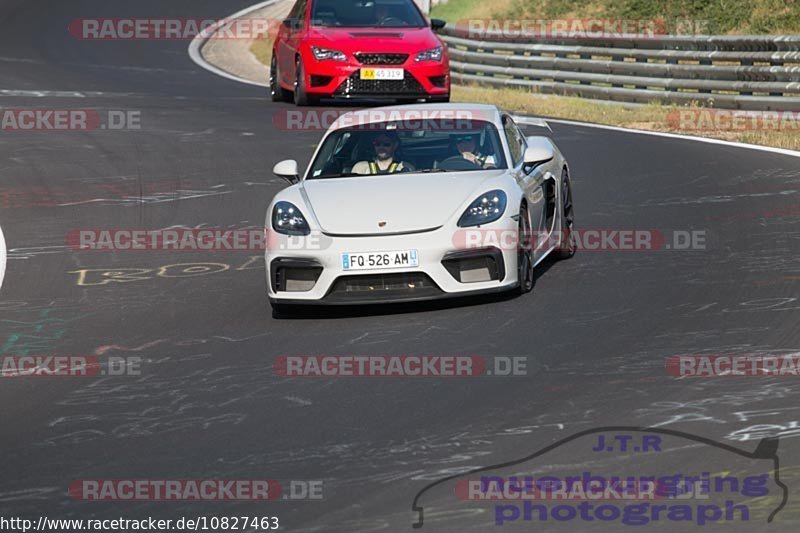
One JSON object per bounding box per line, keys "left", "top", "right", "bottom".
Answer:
{"left": 360, "top": 68, "right": 404, "bottom": 80}
{"left": 342, "top": 250, "right": 419, "bottom": 271}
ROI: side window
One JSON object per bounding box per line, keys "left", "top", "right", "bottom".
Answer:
{"left": 502, "top": 116, "right": 526, "bottom": 166}
{"left": 288, "top": 0, "right": 300, "bottom": 18}
{"left": 333, "top": 132, "right": 350, "bottom": 155}
{"left": 289, "top": 0, "right": 308, "bottom": 23}
{"left": 298, "top": 0, "right": 309, "bottom": 22}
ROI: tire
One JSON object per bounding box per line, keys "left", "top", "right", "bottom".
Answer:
{"left": 428, "top": 94, "right": 450, "bottom": 103}
{"left": 555, "top": 170, "right": 576, "bottom": 260}
{"left": 293, "top": 58, "right": 318, "bottom": 106}
{"left": 269, "top": 55, "right": 291, "bottom": 102}
{"left": 517, "top": 204, "right": 535, "bottom": 294}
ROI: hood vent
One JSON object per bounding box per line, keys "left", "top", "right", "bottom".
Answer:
{"left": 349, "top": 32, "right": 404, "bottom": 38}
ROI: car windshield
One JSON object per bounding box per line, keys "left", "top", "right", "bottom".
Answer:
{"left": 310, "top": 0, "right": 427, "bottom": 28}
{"left": 307, "top": 119, "right": 508, "bottom": 179}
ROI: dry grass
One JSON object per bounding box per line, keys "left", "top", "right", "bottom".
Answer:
{"left": 250, "top": 35, "right": 274, "bottom": 66}
{"left": 432, "top": 0, "right": 800, "bottom": 35}
{"left": 453, "top": 85, "right": 800, "bottom": 151}
{"left": 430, "top": 0, "right": 517, "bottom": 23}
{"left": 246, "top": 30, "right": 798, "bottom": 152}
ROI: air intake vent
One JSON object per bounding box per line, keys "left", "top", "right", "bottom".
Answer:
{"left": 271, "top": 258, "right": 323, "bottom": 292}
{"left": 334, "top": 71, "right": 424, "bottom": 96}
{"left": 326, "top": 273, "right": 441, "bottom": 302}
{"left": 355, "top": 53, "right": 409, "bottom": 65}
{"left": 442, "top": 248, "right": 505, "bottom": 283}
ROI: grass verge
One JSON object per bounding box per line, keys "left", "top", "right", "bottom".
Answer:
{"left": 453, "top": 85, "right": 800, "bottom": 151}
{"left": 250, "top": 35, "right": 274, "bottom": 67}
{"left": 248, "top": 34, "right": 798, "bottom": 151}
{"left": 431, "top": 0, "right": 800, "bottom": 35}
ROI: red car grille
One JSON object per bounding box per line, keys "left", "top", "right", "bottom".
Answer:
{"left": 333, "top": 71, "right": 425, "bottom": 96}
{"left": 355, "top": 53, "right": 409, "bottom": 65}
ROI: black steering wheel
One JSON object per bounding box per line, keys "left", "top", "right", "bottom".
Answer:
{"left": 436, "top": 155, "right": 482, "bottom": 171}
{"left": 378, "top": 16, "right": 407, "bottom": 27}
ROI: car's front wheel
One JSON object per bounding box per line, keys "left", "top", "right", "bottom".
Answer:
{"left": 517, "top": 204, "right": 535, "bottom": 294}
{"left": 555, "top": 170, "right": 576, "bottom": 260}
{"left": 293, "top": 58, "right": 318, "bottom": 106}
{"left": 270, "top": 55, "right": 291, "bottom": 102}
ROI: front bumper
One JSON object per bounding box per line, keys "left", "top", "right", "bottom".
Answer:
{"left": 270, "top": 283, "right": 517, "bottom": 306}
{"left": 265, "top": 223, "right": 518, "bottom": 305}
{"left": 303, "top": 56, "right": 449, "bottom": 99}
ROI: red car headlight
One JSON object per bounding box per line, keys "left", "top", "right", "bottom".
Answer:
{"left": 415, "top": 47, "right": 443, "bottom": 62}
{"left": 311, "top": 46, "right": 347, "bottom": 62}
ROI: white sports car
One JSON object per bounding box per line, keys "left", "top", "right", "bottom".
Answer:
{"left": 265, "top": 103, "right": 574, "bottom": 313}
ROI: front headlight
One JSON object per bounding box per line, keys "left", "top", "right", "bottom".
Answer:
{"left": 272, "top": 201, "right": 311, "bottom": 236}
{"left": 415, "top": 46, "right": 443, "bottom": 62}
{"left": 457, "top": 190, "right": 507, "bottom": 227}
{"left": 311, "top": 46, "right": 347, "bottom": 62}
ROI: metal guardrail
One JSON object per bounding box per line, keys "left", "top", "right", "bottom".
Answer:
{"left": 440, "top": 27, "right": 800, "bottom": 110}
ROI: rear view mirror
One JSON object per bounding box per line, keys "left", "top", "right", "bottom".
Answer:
{"left": 273, "top": 159, "right": 300, "bottom": 184}
{"left": 523, "top": 136, "right": 555, "bottom": 173}
{"left": 430, "top": 19, "right": 446, "bottom": 31}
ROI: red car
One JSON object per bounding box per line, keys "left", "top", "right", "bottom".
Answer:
{"left": 270, "top": 0, "right": 450, "bottom": 105}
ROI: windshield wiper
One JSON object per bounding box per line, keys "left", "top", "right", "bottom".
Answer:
{"left": 312, "top": 169, "right": 452, "bottom": 179}
{"left": 311, "top": 172, "right": 361, "bottom": 179}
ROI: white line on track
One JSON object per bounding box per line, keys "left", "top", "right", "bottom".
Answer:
{"left": 0, "top": 89, "right": 141, "bottom": 98}
{"left": 187, "top": 0, "right": 278, "bottom": 88}
{"left": 514, "top": 115, "right": 800, "bottom": 159}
